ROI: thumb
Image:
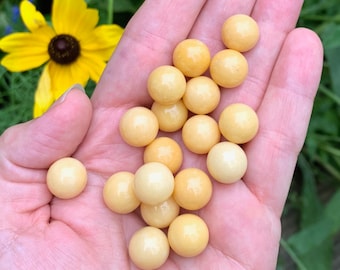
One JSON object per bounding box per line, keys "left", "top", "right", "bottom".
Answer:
{"left": 1, "top": 85, "right": 92, "bottom": 169}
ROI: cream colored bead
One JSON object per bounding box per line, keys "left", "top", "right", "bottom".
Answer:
{"left": 173, "top": 38, "right": 211, "bottom": 77}
{"left": 221, "top": 14, "right": 260, "bottom": 52}
{"left": 147, "top": 65, "right": 186, "bottom": 105}
{"left": 168, "top": 214, "right": 209, "bottom": 257}
{"left": 210, "top": 49, "right": 248, "bottom": 88}
{"left": 182, "top": 115, "right": 220, "bottom": 154}
{"left": 183, "top": 76, "right": 221, "bottom": 115}
{"left": 119, "top": 106, "right": 159, "bottom": 147}
{"left": 207, "top": 141, "right": 247, "bottom": 184}
{"left": 102, "top": 171, "right": 140, "bottom": 214}
{"left": 144, "top": 137, "right": 183, "bottom": 173}
{"left": 141, "top": 197, "right": 180, "bottom": 228}
{"left": 46, "top": 157, "right": 87, "bottom": 199}
{"left": 219, "top": 103, "right": 259, "bottom": 144}
{"left": 129, "top": 226, "right": 170, "bottom": 270}
{"left": 134, "top": 162, "right": 174, "bottom": 205}
{"left": 173, "top": 168, "right": 212, "bottom": 210}
{"left": 151, "top": 100, "right": 188, "bottom": 132}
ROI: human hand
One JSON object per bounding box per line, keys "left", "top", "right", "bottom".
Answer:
{"left": 0, "top": 0, "right": 323, "bottom": 269}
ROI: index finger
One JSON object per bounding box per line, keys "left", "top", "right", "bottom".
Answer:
{"left": 91, "top": 0, "right": 206, "bottom": 108}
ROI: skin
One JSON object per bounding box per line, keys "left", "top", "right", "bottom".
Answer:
{"left": 0, "top": 0, "right": 323, "bottom": 269}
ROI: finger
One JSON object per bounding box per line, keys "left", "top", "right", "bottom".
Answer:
{"left": 188, "top": 0, "right": 256, "bottom": 52}
{"left": 188, "top": 0, "right": 305, "bottom": 115}
{"left": 92, "top": 0, "right": 207, "bottom": 108}
{"left": 243, "top": 28, "right": 323, "bottom": 216}
{"left": 1, "top": 86, "right": 92, "bottom": 169}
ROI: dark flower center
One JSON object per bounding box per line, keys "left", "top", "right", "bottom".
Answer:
{"left": 48, "top": 34, "right": 80, "bottom": 65}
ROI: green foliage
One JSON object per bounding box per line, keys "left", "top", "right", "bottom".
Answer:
{"left": 278, "top": 0, "right": 340, "bottom": 269}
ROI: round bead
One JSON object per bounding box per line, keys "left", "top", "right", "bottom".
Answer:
{"left": 173, "top": 168, "right": 212, "bottom": 210}
{"left": 119, "top": 106, "right": 159, "bottom": 147}
{"left": 182, "top": 115, "right": 220, "bottom": 154}
{"left": 172, "top": 38, "right": 211, "bottom": 77}
{"left": 183, "top": 76, "right": 221, "bottom": 115}
{"left": 129, "top": 226, "right": 170, "bottom": 270}
{"left": 207, "top": 141, "right": 247, "bottom": 184}
{"left": 147, "top": 65, "right": 186, "bottom": 105}
{"left": 46, "top": 157, "right": 87, "bottom": 199}
{"left": 219, "top": 103, "right": 259, "bottom": 144}
{"left": 221, "top": 14, "right": 260, "bottom": 52}
{"left": 151, "top": 100, "right": 188, "bottom": 132}
{"left": 134, "top": 162, "right": 174, "bottom": 205}
{"left": 140, "top": 197, "right": 180, "bottom": 229}
{"left": 102, "top": 171, "right": 140, "bottom": 214}
{"left": 210, "top": 49, "right": 248, "bottom": 88}
{"left": 144, "top": 137, "right": 183, "bottom": 173}
{"left": 168, "top": 214, "right": 209, "bottom": 257}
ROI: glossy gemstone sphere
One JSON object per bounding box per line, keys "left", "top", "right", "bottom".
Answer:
{"left": 183, "top": 76, "right": 221, "bottom": 115}
{"left": 207, "top": 141, "right": 247, "bottom": 184}
{"left": 151, "top": 100, "right": 188, "bottom": 132}
{"left": 219, "top": 103, "right": 259, "bottom": 144}
{"left": 221, "top": 14, "right": 260, "bottom": 52}
{"left": 103, "top": 171, "right": 140, "bottom": 214}
{"left": 182, "top": 115, "right": 220, "bottom": 154}
{"left": 119, "top": 106, "right": 159, "bottom": 147}
{"left": 173, "top": 38, "right": 211, "bottom": 77}
{"left": 46, "top": 157, "right": 87, "bottom": 199}
{"left": 210, "top": 49, "right": 248, "bottom": 88}
{"left": 173, "top": 168, "right": 212, "bottom": 210}
{"left": 129, "top": 226, "right": 170, "bottom": 269}
{"left": 168, "top": 214, "right": 209, "bottom": 257}
{"left": 147, "top": 65, "right": 186, "bottom": 105}
{"left": 134, "top": 162, "right": 174, "bottom": 205}
{"left": 144, "top": 137, "right": 183, "bottom": 173}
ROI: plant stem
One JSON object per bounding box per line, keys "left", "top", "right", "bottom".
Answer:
{"left": 108, "top": 0, "right": 114, "bottom": 24}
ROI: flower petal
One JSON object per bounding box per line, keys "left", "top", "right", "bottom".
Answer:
{"left": 0, "top": 52, "right": 49, "bottom": 72}
{"left": 48, "top": 61, "right": 89, "bottom": 98}
{"left": 20, "top": 0, "right": 47, "bottom": 31}
{"left": 81, "top": 24, "right": 123, "bottom": 52}
{"left": 0, "top": 26, "right": 54, "bottom": 71}
{"left": 78, "top": 53, "right": 107, "bottom": 83}
{"left": 33, "top": 65, "right": 54, "bottom": 118}
{"left": 0, "top": 26, "right": 54, "bottom": 52}
{"left": 52, "top": 0, "right": 98, "bottom": 36}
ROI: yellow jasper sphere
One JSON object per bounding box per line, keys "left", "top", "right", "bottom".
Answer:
{"left": 144, "top": 137, "right": 183, "bottom": 174}
{"left": 210, "top": 49, "right": 248, "bottom": 88}
{"left": 46, "top": 157, "right": 87, "bottom": 199}
{"left": 102, "top": 171, "right": 140, "bottom": 214}
{"left": 119, "top": 106, "right": 159, "bottom": 147}
{"left": 134, "top": 162, "right": 174, "bottom": 205}
{"left": 173, "top": 168, "right": 213, "bottom": 210}
{"left": 219, "top": 103, "right": 259, "bottom": 144}
{"left": 207, "top": 141, "right": 247, "bottom": 184}
{"left": 140, "top": 197, "right": 180, "bottom": 229}
{"left": 183, "top": 76, "right": 221, "bottom": 115}
{"left": 173, "top": 38, "right": 211, "bottom": 77}
{"left": 147, "top": 65, "right": 186, "bottom": 105}
{"left": 151, "top": 100, "right": 188, "bottom": 132}
{"left": 221, "top": 14, "right": 260, "bottom": 52}
{"left": 182, "top": 115, "right": 220, "bottom": 154}
{"left": 168, "top": 214, "right": 209, "bottom": 257}
{"left": 129, "top": 226, "right": 170, "bottom": 270}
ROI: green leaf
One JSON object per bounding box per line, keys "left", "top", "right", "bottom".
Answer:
{"left": 298, "top": 154, "right": 323, "bottom": 227}
{"left": 286, "top": 218, "right": 333, "bottom": 270}
{"left": 321, "top": 24, "right": 340, "bottom": 96}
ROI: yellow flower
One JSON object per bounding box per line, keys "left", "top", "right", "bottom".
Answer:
{"left": 0, "top": 0, "right": 123, "bottom": 117}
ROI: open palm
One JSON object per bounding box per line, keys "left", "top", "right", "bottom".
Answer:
{"left": 0, "top": 0, "right": 323, "bottom": 269}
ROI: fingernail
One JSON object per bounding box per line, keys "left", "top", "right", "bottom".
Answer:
{"left": 58, "top": 83, "right": 85, "bottom": 103}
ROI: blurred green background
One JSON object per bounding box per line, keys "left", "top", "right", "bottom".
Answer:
{"left": 0, "top": 1, "right": 339, "bottom": 269}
